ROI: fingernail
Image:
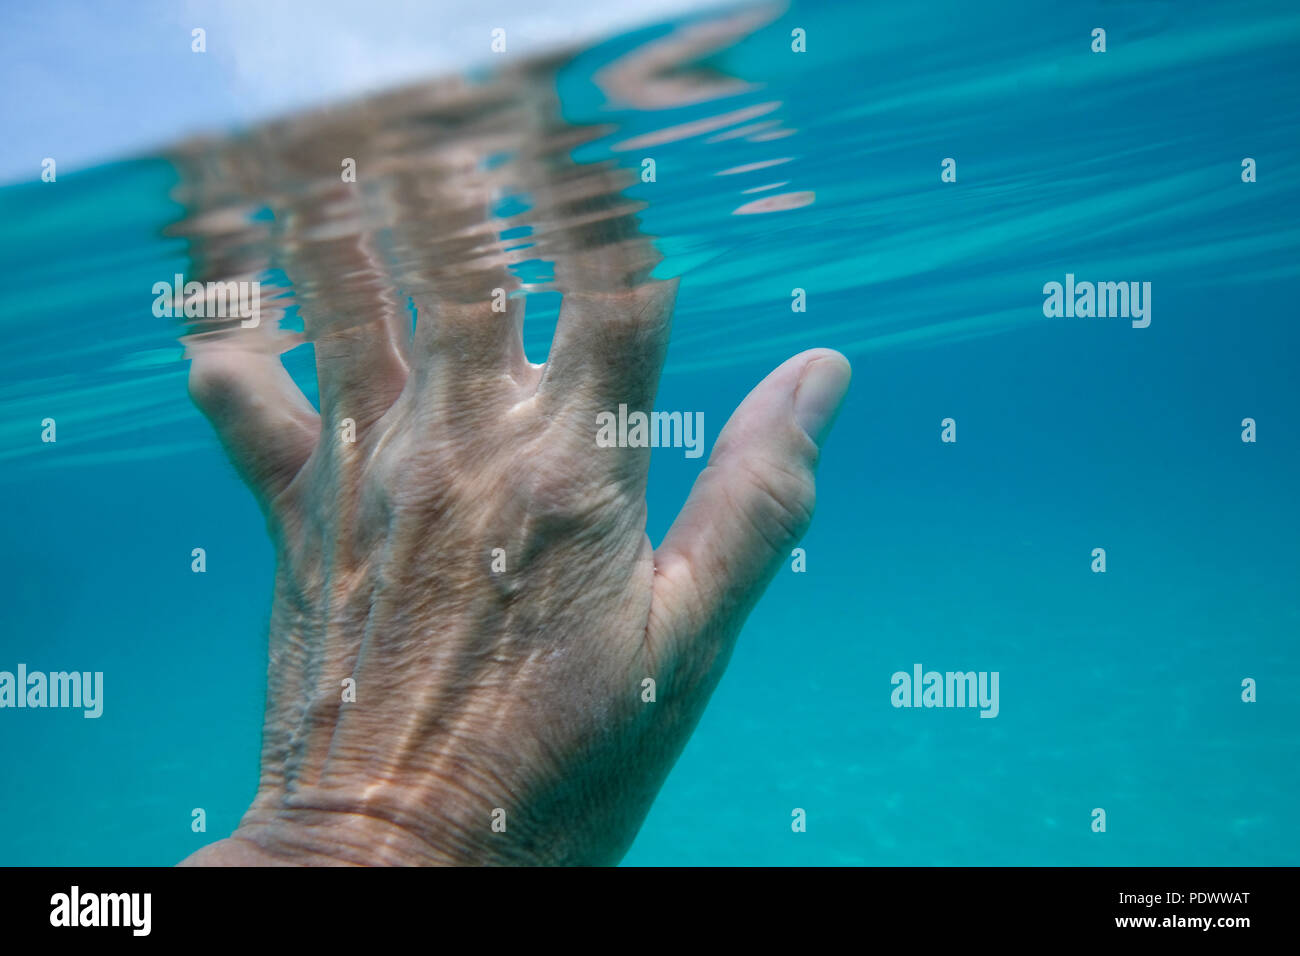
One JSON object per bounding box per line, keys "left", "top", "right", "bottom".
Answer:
{"left": 793, "top": 354, "right": 851, "bottom": 445}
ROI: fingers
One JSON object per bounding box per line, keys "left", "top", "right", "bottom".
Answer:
{"left": 409, "top": 283, "right": 532, "bottom": 415}
{"left": 536, "top": 269, "right": 679, "bottom": 487}
{"left": 301, "top": 274, "right": 411, "bottom": 430}
{"left": 652, "top": 349, "right": 851, "bottom": 652}
{"left": 542, "top": 275, "right": 678, "bottom": 404}
{"left": 387, "top": 164, "right": 534, "bottom": 415}
{"left": 283, "top": 198, "right": 412, "bottom": 430}
{"left": 188, "top": 346, "right": 320, "bottom": 507}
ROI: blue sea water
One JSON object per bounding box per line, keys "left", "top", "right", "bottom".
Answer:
{"left": 1, "top": 0, "right": 1297, "bottom": 866}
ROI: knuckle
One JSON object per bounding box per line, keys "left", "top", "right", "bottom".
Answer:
{"left": 187, "top": 353, "right": 243, "bottom": 413}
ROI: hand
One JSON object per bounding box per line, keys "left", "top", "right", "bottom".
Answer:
{"left": 172, "top": 61, "right": 850, "bottom": 864}
{"left": 178, "top": 254, "right": 849, "bottom": 866}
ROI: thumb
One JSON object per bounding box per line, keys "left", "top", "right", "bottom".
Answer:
{"left": 652, "top": 348, "right": 851, "bottom": 655}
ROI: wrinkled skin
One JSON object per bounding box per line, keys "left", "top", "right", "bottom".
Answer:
{"left": 178, "top": 261, "right": 851, "bottom": 866}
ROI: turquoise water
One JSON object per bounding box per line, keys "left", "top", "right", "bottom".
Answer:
{"left": 1, "top": 0, "right": 1298, "bottom": 865}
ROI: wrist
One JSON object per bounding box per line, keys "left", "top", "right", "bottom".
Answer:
{"left": 218, "top": 788, "right": 554, "bottom": 866}
{"left": 229, "top": 807, "right": 462, "bottom": 866}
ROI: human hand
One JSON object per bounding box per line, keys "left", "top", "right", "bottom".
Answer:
{"left": 174, "top": 141, "right": 850, "bottom": 868}
{"left": 179, "top": 256, "right": 849, "bottom": 865}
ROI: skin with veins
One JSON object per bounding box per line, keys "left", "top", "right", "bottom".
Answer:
{"left": 174, "top": 16, "right": 850, "bottom": 866}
